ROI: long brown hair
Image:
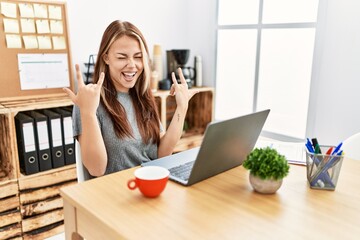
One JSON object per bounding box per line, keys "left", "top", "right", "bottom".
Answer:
{"left": 93, "top": 20, "right": 160, "bottom": 145}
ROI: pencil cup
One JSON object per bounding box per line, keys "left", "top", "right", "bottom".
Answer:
{"left": 306, "top": 146, "right": 344, "bottom": 190}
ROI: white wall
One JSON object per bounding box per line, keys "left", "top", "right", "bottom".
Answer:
{"left": 65, "top": 0, "right": 217, "bottom": 86}
{"left": 65, "top": 0, "right": 360, "bottom": 145}
{"left": 307, "top": 0, "right": 360, "bottom": 145}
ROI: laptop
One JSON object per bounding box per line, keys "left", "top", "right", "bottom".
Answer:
{"left": 142, "top": 109, "right": 270, "bottom": 186}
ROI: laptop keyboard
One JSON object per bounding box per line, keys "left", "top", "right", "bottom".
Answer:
{"left": 168, "top": 161, "right": 195, "bottom": 181}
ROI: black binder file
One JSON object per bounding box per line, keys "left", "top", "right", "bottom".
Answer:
{"left": 15, "top": 112, "right": 39, "bottom": 175}
{"left": 63, "top": 105, "right": 74, "bottom": 113}
{"left": 26, "top": 111, "right": 53, "bottom": 171}
{"left": 41, "top": 109, "right": 65, "bottom": 168}
{"left": 53, "top": 108, "right": 75, "bottom": 165}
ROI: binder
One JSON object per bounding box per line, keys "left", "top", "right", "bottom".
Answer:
{"left": 53, "top": 108, "right": 75, "bottom": 165}
{"left": 14, "top": 112, "right": 39, "bottom": 175}
{"left": 62, "top": 106, "right": 74, "bottom": 113}
{"left": 40, "top": 109, "right": 65, "bottom": 168}
{"left": 26, "top": 111, "right": 53, "bottom": 171}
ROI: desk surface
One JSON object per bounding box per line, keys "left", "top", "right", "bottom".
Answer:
{"left": 60, "top": 158, "right": 360, "bottom": 240}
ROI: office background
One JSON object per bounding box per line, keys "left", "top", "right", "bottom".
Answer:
{"left": 65, "top": 0, "right": 360, "bottom": 145}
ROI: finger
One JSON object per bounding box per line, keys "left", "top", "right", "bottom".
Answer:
{"left": 177, "top": 68, "right": 187, "bottom": 85}
{"left": 169, "top": 84, "right": 176, "bottom": 96}
{"left": 75, "top": 64, "right": 85, "bottom": 87}
{"left": 171, "top": 72, "right": 178, "bottom": 86}
{"left": 97, "top": 72, "right": 105, "bottom": 88}
{"left": 63, "top": 87, "right": 76, "bottom": 103}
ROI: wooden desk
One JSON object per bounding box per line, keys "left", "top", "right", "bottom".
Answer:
{"left": 60, "top": 158, "right": 360, "bottom": 240}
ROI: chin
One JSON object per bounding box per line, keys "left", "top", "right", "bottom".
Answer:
{"left": 123, "top": 82, "right": 136, "bottom": 90}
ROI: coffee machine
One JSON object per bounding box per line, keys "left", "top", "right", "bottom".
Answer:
{"left": 165, "top": 49, "right": 195, "bottom": 88}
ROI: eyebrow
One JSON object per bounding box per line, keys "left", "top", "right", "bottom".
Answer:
{"left": 115, "top": 52, "right": 142, "bottom": 56}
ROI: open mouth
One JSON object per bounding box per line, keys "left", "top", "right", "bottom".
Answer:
{"left": 122, "top": 72, "right": 136, "bottom": 81}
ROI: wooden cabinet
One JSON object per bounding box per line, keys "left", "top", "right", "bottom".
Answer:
{"left": 0, "top": 1, "right": 77, "bottom": 238}
{"left": 0, "top": 96, "right": 77, "bottom": 240}
{"left": 0, "top": 87, "right": 213, "bottom": 239}
{"left": 0, "top": 106, "right": 22, "bottom": 240}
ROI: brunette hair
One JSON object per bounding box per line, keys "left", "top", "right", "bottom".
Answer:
{"left": 93, "top": 20, "right": 160, "bottom": 145}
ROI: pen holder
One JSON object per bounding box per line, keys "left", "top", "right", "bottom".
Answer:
{"left": 306, "top": 146, "right": 344, "bottom": 190}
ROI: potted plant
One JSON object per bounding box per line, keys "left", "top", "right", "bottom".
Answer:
{"left": 243, "top": 147, "right": 290, "bottom": 194}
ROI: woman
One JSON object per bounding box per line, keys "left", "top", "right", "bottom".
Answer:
{"left": 63, "top": 20, "right": 197, "bottom": 177}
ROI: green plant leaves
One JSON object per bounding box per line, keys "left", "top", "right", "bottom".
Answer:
{"left": 243, "top": 147, "right": 290, "bottom": 180}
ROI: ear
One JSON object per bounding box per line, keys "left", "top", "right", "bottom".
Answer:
{"left": 103, "top": 54, "right": 109, "bottom": 65}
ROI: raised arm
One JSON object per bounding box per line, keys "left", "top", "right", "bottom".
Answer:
{"left": 158, "top": 68, "right": 198, "bottom": 157}
{"left": 63, "top": 64, "right": 108, "bottom": 176}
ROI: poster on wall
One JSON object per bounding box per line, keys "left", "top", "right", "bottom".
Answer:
{"left": 17, "top": 53, "right": 70, "bottom": 90}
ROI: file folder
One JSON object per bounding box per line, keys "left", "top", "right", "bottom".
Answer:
{"left": 15, "top": 112, "right": 40, "bottom": 175}
{"left": 26, "top": 111, "right": 53, "bottom": 171}
{"left": 40, "top": 109, "right": 65, "bottom": 168}
{"left": 62, "top": 105, "right": 74, "bottom": 113}
{"left": 53, "top": 108, "right": 75, "bottom": 165}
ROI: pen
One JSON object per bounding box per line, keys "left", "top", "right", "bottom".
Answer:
{"left": 306, "top": 150, "right": 333, "bottom": 186}
{"left": 305, "top": 143, "right": 314, "bottom": 153}
{"left": 310, "top": 150, "right": 343, "bottom": 188}
{"left": 311, "top": 138, "right": 325, "bottom": 169}
{"left": 323, "top": 146, "right": 334, "bottom": 163}
{"left": 311, "top": 138, "right": 322, "bottom": 154}
{"left": 327, "top": 150, "right": 343, "bottom": 168}
{"left": 306, "top": 138, "right": 314, "bottom": 153}
{"left": 309, "top": 157, "right": 334, "bottom": 187}
{"left": 326, "top": 146, "right": 333, "bottom": 155}
{"left": 305, "top": 138, "right": 333, "bottom": 184}
{"left": 306, "top": 139, "right": 335, "bottom": 187}
{"left": 332, "top": 142, "right": 343, "bottom": 155}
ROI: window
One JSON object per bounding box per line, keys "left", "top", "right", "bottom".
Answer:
{"left": 216, "top": 0, "right": 319, "bottom": 139}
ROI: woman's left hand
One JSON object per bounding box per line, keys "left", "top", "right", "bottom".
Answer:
{"left": 170, "top": 68, "right": 198, "bottom": 111}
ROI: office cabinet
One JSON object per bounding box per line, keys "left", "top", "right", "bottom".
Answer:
{"left": 0, "top": 96, "right": 78, "bottom": 239}
{"left": 0, "top": 0, "right": 79, "bottom": 238}
{"left": 0, "top": 106, "right": 22, "bottom": 240}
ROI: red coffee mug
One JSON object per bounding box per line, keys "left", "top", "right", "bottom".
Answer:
{"left": 127, "top": 166, "right": 169, "bottom": 198}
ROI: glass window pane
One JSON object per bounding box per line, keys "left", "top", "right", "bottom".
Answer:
{"left": 257, "top": 28, "right": 316, "bottom": 138}
{"left": 262, "top": 0, "right": 319, "bottom": 23}
{"left": 218, "top": 0, "right": 259, "bottom": 25}
{"left": 215, "top": 29, "right": 257, "bottom": 120}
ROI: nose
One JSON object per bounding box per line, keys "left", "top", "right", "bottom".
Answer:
{"left": 127, "top": 58, "right": 136, "bottom": 67}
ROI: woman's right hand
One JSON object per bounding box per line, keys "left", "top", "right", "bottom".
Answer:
{"left": 63, "top": 64, "right": 104, "bottom": 115}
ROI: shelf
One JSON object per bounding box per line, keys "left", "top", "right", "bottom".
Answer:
{"left": 174, "top": 129, "right": 205, "bottom": 153}
{"left": 0, "top": 179, "right": 22, "bottom": 240}
{"left": 153, "top": 87, "right": 214, "bottom": 153}
{"left": 0, "top": 95, "right": 73, "bottom": 112}
{"left": 0, "top": 113, "right": 18, "bottom": 181}
{"left": 153, "top": 86, "right": 214, "bottom": 97}
{"left": 18, "top": 165, "right": 76, "bottom": 189}
{"left": 153, "top": 87, "right": 214, "bottom": 131}
{"left": 0, "top": 1, "right": 75, "bottom": 238}
{"left": 0, "top": 96, "right": 77, "bottom": 239}
{"left": 17, "top": 165, "right": 77, "bottom": 238}
{"left": 0, "top": 96, "right": 74, "bottom": 182}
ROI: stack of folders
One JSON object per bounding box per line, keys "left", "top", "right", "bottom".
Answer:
{"left": 52, "top": 108, "right": 76, "bottom": 165}
{"left": 15, "top": 107, "right": 75, "bottom": 175}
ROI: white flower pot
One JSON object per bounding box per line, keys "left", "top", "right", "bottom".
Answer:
{"left": 249, "top": 173, "right": 283, "bottom": 194}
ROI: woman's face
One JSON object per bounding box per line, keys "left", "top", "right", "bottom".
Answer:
{"left": 103, "top": 35, "right": 144, "bottom": 92}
